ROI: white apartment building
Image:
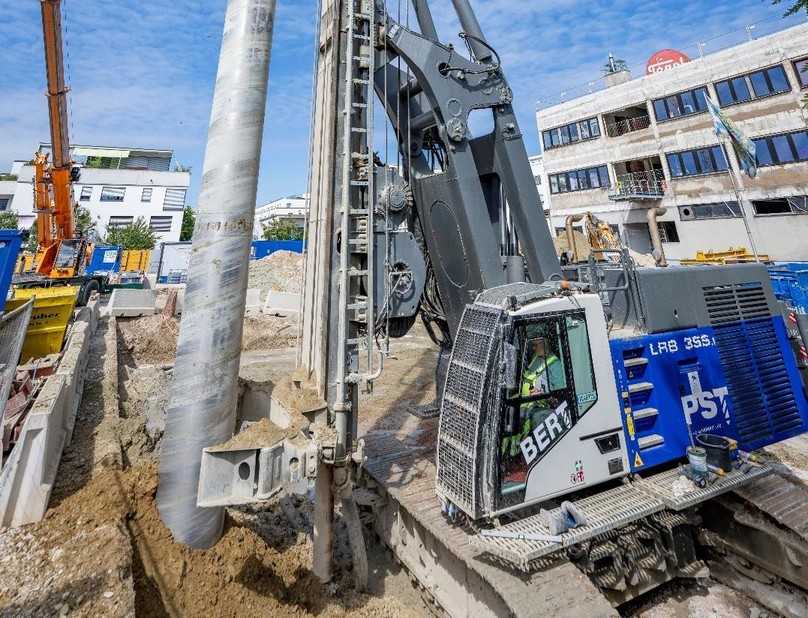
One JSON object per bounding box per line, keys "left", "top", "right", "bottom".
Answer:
{"left": 537, "top": 22, "right": 808, "bottom": 263}
{"left": 0, "top": 145, "right": 190, "bottom": 242}
{"left": 528, "top": 154, "right": 551, "bottom": 214}
{"left": 253, "top": 194, "right": 307, "bottom": 238}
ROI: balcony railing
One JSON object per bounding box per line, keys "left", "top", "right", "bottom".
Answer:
{"left": 605, "top": 114, "right": 651, "bottom": 138}
{"left": 609, "top": 170, "right": 666, "bottom": 201}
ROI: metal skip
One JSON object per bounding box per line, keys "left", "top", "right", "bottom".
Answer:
{"left": 156, "top": 0, "right": 276, "bottom": 549}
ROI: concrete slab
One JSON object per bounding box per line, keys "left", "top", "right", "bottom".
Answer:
{"left": 262, "top": 291, "right": 301, "bottom": 316}
{"left": 0, "top": 309, "right": 99, "bottom": 527}
{"left": 246, "top": 287, "right": 262, "bottom": 313}
{"left": 108, "top": 288, "right": 156, "bottom": 318}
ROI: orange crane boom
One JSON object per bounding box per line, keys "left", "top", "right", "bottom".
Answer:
{"left": 35, "top": 0, "right": 79, "bottom": 277}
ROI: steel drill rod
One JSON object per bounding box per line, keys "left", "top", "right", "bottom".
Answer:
{"left": 156, "top": 0, "right": 276, "bottom": 549}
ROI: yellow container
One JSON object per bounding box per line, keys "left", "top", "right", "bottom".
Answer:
{"left": 4, "top": 286, "right": 79, "bottom": 361}
{"left": 120, "top": 249, "right": 151, "bottom": 272}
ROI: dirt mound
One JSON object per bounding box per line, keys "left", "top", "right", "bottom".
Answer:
{"left": 118, "top": 315, "right": 179, "bottom": 365}
{"left": 242, "top": 315, "right": 296, "bottom": 352}
{"left": 248, "top": 251, "right": 304, "bottom": 293}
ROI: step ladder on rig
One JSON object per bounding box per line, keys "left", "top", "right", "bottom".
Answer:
{"left": 334, "top": 0, "right": 380, "bottom": 448}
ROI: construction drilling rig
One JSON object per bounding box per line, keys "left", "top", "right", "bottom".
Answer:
{"left": 159, "top": 0, "right": 808, "bottom": 613}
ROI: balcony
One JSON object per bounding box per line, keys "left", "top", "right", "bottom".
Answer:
{"left": 609, "top": 170, "right": 667, "bottom": 201}
{"left": 603, "top": 104, "right": 652, "bottom": 138}
{"left": 605, "top": 114, "right": 652, "bottom": 138}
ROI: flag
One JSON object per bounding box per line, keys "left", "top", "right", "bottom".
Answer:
{"left": 706, "top": 95, "right": 757, "bottom": 178}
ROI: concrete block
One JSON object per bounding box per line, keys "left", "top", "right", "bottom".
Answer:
{"left": 246, "top": 288, "right": 262, "bottom": 313}
{"left": 0, "top": 374, "right": 70, "bottom": 527}
{"left": 108, "top": 288, "right": 156, "bottom": 318}
{"left": 262, "top": 291, "right": 301, "bottom": 317}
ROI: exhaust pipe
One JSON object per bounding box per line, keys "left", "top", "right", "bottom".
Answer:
{"left": 646, "top": 207, "right": 668, "bottom": 267}
{"left": 157, "top": 0, "right": 276, "bottom": 549}
{"left": 565, "top": 214, "right": 584, "bottom": 263}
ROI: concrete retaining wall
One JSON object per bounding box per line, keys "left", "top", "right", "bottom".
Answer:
{"left": 0, "top": 300, "right": 100, "bottom": 527}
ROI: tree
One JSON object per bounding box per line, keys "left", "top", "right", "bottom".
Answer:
{"left": 180, "top": 206, "right": 195, "bottom": 241}
{"left": 772, "top": 0, "right": 808, "bottom": 15}
{"left": 75, "top": 206, "right": 97, "bottom": 239}
{"left": 104, "top": 217, "right": 157, "bottom": 250}
{"left": 26, "top": 223, "right": 38, "bottom": 253}
{"left": 0, "top": 211, "right": 19, "bottom": 229}
{"left": 262, "top": 219, "right": 304, "bottom": 241}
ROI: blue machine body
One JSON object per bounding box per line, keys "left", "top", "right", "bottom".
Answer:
{"left": 768, "top": 262, "right": 808, "bottom": 314}
{"left": 611, "top": 315, "right": 808, "bottom": 473}
{"left": 87, "top": 245, "right": 122, "bottom": 277}
{"left": 0, "top": 230, "right": 23, "bottom": 305}
{"left": 250, "top": 240, "right": 304, "bottom": 260}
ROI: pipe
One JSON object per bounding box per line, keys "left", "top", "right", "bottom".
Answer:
{"left": 450, "top": 0, "right": 492, "bottom": 62}
{"left": 156, "top": 0, "right": 276, "bottom": 549}
{"left": 646, "top": 207, "right": 668, "bottom": 267}
{"left": 565, "top": 214, "right": 584, "bottom": 263}
{"left": 411, "top": 0, "right": 438, "bottom": 41}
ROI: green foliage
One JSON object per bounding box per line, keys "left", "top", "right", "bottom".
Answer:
{"left": 26, "top": 223, "right": 38, "bottom": 253}
{"left": 0, "top": 210, "right": 18, "bottom": 229}
{"left": 262, "top": 219, "right": 304, "bottom": 241}
{"left": 104, "top": 217, "right": 157, "bottom": 250}
{"left": 75, "top": 206, "right": 97, "bottom": 239}
{"left": 180, "top": 206, "right": 195, "bottom": 241}
{"left": 772, "top": 0, "right": 808, "bottom": 15}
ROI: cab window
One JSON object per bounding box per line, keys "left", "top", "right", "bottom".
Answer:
{"left": 497, "top": 311, "right": 598, "bottom": 507}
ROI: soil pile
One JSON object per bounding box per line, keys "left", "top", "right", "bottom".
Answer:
{"left": 242, "top": 315, "right": 296, "bottom": 352}
{"left": 118, "top": 315, "right": 179, "bottom": 365}
{"left": 248, "top": 251, "right": 304, "bottom": 293}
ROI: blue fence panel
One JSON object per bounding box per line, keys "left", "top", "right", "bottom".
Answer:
{"left": 250, "top": 240, "right": 304, "bottom": 260}
{"left": 87, "top": 244, "right": 122, "bottom": 276}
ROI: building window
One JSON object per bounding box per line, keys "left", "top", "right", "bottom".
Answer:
{"left": 652, "top": 86, "right": 708, "bottom": 122}
{"left": 0, "top": 197, "right": 10, "bottom": 212}
{"left": 163, "top": 188, "right": 186, "bottom": 211}
{"left": 753, "top": 130, "right": 808, "bottom": 168}
{"left": 79, "top": 186, "right": 93, "bottom": 201}
{"left": 657, "top": 221, "right": 680, "bottom": 243}
{"left": 141, "top": 187, "right": 153, "bottom": 202}
{"left": 666, "top": 146, "right": 728, "bottom": 178}
{"left": 107, "top": 216, "right": 133, "bottom": 229}
{"left": 751, "top": 196, "right": 808, "bottom": 216}
{"left": 149, "top": 216, "right": 173, "bottom": 233}
{"left": 542, "top": 117, "right": 600, "bottom": 150}
{"left": 100, "top": 186, "right": 126, "bottom": 202}
{"left": 549, "top": 165, "right": 610, "bottom": 194}
{"left": 715, "top": 65, "right": 791, "bottom": 106}
{"left": 794, "top": 58, "right": 808, "bottom": 89}
{"left": 678, "top": 201, "right": 741, "bottom": 220}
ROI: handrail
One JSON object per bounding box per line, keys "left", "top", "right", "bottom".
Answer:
{"left": 605, "top": 114, "right": 651, "bottom": 137}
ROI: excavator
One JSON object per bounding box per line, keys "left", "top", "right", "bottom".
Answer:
{"left": 16, "top": 0, "right": 102, "bottom": 306}
{"left": 178, "top": 0, "right": 808, "bottom": 612}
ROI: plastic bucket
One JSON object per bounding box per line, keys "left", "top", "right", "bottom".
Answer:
{"left": 695, "top": 434, "right": 734, "bottom": 472}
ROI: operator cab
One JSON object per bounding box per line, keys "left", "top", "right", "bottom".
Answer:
{"left": 436, "top": 284, "right": 627, "bottom": 521}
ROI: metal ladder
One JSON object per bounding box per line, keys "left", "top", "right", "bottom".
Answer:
{"left": 335, "top": 0, "right": 378, "bottom": 413}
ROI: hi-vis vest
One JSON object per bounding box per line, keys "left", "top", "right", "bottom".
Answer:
{"left": 521, "top": 354, "right": 560, "bottom": 398}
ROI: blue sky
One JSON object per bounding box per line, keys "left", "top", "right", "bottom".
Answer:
{"left": 0, "top": 0, "right": 803, "bottom": 207}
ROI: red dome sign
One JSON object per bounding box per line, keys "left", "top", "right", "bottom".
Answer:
{"left": 646, "top": 49, "right": 690, "bottom": 75}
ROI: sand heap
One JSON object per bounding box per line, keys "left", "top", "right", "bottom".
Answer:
{"left": 248, "top": 251, "right": 304, "bottom": 293}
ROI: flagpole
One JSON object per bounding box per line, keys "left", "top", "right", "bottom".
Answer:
{"left": 722, "top": 133, "right": 761, "bottom": 262}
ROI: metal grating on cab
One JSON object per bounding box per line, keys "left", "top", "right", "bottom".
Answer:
{"left": 703, "top": 282, "right": 802, "bottom": 449}
{"left": 436, "top": 303, "right": 501, "bottom": 517}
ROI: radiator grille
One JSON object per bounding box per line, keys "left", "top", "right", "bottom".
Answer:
{"left": 436, "top": 304, "right": 501, "bottom": 516}
{"left": 703, "top": 283, "right": 801, "bottom": 449}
